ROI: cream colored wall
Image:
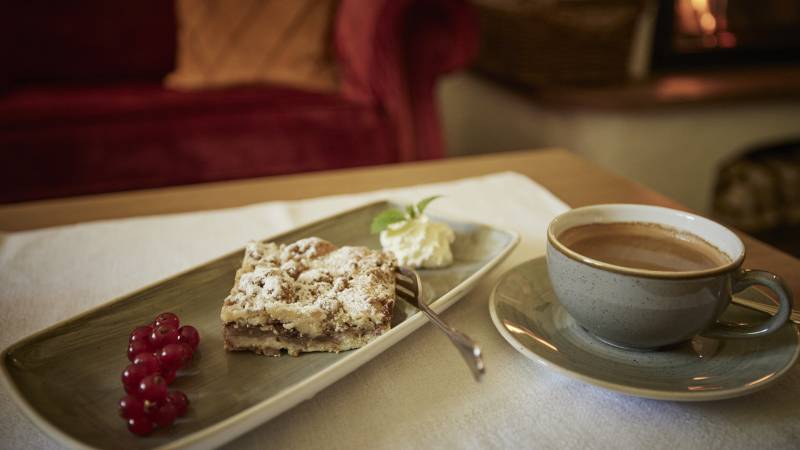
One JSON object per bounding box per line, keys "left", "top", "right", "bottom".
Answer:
{"left": 438, "top": 73, "right": 800, "bottom": 213}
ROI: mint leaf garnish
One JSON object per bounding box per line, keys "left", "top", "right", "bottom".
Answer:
{"left": 370, "top": 209, "right": 407, "bottom": 234}
{"left": 371, "top": 196, "right": 443, "bottom": 234}
{"left": 405, "top": 204, "right": 417, "bottom": 219}
{"left": 416, "top": 195, "right": 442, "bottom": 215}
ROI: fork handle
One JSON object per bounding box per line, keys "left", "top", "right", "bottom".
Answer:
{"left": 416, "top": 301, "right": 485, "bottom": 381}
{"left": 732, "top": 296, "right": 800, "bottom": 325}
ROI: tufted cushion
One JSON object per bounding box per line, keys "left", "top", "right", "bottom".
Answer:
{"left": 165, "top": 0, "right": 339, "bottom": 92}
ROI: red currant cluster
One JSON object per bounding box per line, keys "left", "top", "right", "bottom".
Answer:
{"left": 118, "top": 312, "right": 200, "bottom": 435}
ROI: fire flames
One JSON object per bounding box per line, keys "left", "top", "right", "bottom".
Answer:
{"left": 676, "top": 0, "right": 737, "bottom": 49}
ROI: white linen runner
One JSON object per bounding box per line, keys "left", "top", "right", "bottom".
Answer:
{"left": 1, "top": 172, "right": 798, "bottom": 450}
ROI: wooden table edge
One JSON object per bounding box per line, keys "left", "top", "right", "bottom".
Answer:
{"left": 1, "top": 148, "right": 798, "bottom": 295}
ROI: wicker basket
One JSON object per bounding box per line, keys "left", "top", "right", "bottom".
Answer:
{"left": 473, "top": 0, "right": 645, "bottom": 86}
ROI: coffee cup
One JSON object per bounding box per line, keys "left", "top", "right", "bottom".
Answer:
{"left": 546, "top": 204, "right": 794, "bottom": 349}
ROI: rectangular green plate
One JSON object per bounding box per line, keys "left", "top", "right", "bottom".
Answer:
{"left": 1, "top": 201, "right": 519, "bottom": 450}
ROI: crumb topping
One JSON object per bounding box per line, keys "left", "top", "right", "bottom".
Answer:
{"left": 221, "top": 237, "right": 396, "bottom": 337}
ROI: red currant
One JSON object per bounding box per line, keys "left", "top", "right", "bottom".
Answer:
{"left": 167, "top": 390, "right": 189, "bottom": 417}
{"left": 129, "top": 325, "right": 152, "bottom": 344}
{"left": 119, "top": 395, "right": 145, "bottom": 419}
{"left": 158, "top": 344, "right": 186, "bottom": 371}
{"left": 154, "top": 312, "right": 180, "bottom": 330}
{"left": 152, "top": 402, "right": 178, "bottom": 428}
{"left": 143, "top": 399, "right": 160, "bottom": 420}
{"left": 177, "top": 325, "right": 200, "bottom": 350}
{"left": 122, "top": 364, "right": 149, "bottom": 395}
{"left": 178, "top": 343, "right": 194, "bottom": 364}
{"left": 132, "top": 352, "right": 160, "bottom": 374}
{"left": 122, "top": 314, "right": 199, "bottom": 435}
{"left": 162, "top": 367, "right": 177, "bottom": 385}
{"left": 138, "top": 374, "right": 168, "bottom": 403}
{"left": 149, "top": 325, "right": 179, "bottom": 349}
{"left": 127, "top": 416, "right": 154, "bottom": 435}
{"left": 127, "top": 340, "right": 151, "bottom": 362}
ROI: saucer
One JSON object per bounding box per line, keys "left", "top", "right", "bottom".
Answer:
{"left": 489, "top": 257, "right": 800, "bottom": 401}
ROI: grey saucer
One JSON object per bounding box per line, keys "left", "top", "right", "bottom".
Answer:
{"left": 489, "top": 257, "right": 800, "bottom": 401}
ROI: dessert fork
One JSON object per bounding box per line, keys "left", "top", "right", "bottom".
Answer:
{"left": 395, "top": 267, "right": 485, "bottom": 381}
{"left": 732, "top": 296, "right": 800, "bottom": 325}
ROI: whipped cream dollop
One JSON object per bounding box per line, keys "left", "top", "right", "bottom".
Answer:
{"left": 380, "top": 214, "right": 455, "bottom": 268}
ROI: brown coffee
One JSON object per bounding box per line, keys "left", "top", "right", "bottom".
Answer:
{"left": 557, "top": 222, "right": 731, "bottom": 272}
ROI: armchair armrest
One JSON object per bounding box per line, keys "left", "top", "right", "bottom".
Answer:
{"left": 335, "top": 0, "right": 477, "bottom": 161}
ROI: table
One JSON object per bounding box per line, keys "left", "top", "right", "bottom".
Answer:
{"left": 3, "top": 148, "right": 800, "bottom": 450}
{"left": 2, "top": 148, "right": 798, "bottom": 295}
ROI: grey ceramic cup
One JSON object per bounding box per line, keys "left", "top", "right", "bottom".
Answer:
{"left": 546, "top": 204, "right": 794, "bottom": 350}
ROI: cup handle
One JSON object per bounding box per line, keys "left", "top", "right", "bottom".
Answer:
{"left": 703, "top": 269, "right": 794, "bottom": 339}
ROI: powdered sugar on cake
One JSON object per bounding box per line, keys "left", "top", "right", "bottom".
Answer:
{"left": 221, "top": 237, "right": 396, "bottom": 348}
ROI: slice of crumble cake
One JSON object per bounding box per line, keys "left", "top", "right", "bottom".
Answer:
{"left": 221, "top": 237, "right": 396, "bottom": 356}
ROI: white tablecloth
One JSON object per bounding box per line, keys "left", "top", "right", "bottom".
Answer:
{"left": 1, "top": 172, "right": 798, "bottom": 450}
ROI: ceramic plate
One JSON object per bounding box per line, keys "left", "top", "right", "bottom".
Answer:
{"left": 489, "top": 257, "right": 800, "bottom": 401}
{"left": 2, "top": 201, "right": 519, "bottom": 450}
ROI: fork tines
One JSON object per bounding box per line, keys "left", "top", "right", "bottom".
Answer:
{"left": 395, "top": 268, "right": 420, "bottom": 305}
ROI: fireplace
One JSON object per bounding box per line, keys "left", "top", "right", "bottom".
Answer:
{"left": 652, "top": 0, "right": 800, "bottom": 69}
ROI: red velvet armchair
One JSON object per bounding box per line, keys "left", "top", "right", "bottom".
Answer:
{"left": 0, "top": 0, "right": 477, "bottom": 203}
